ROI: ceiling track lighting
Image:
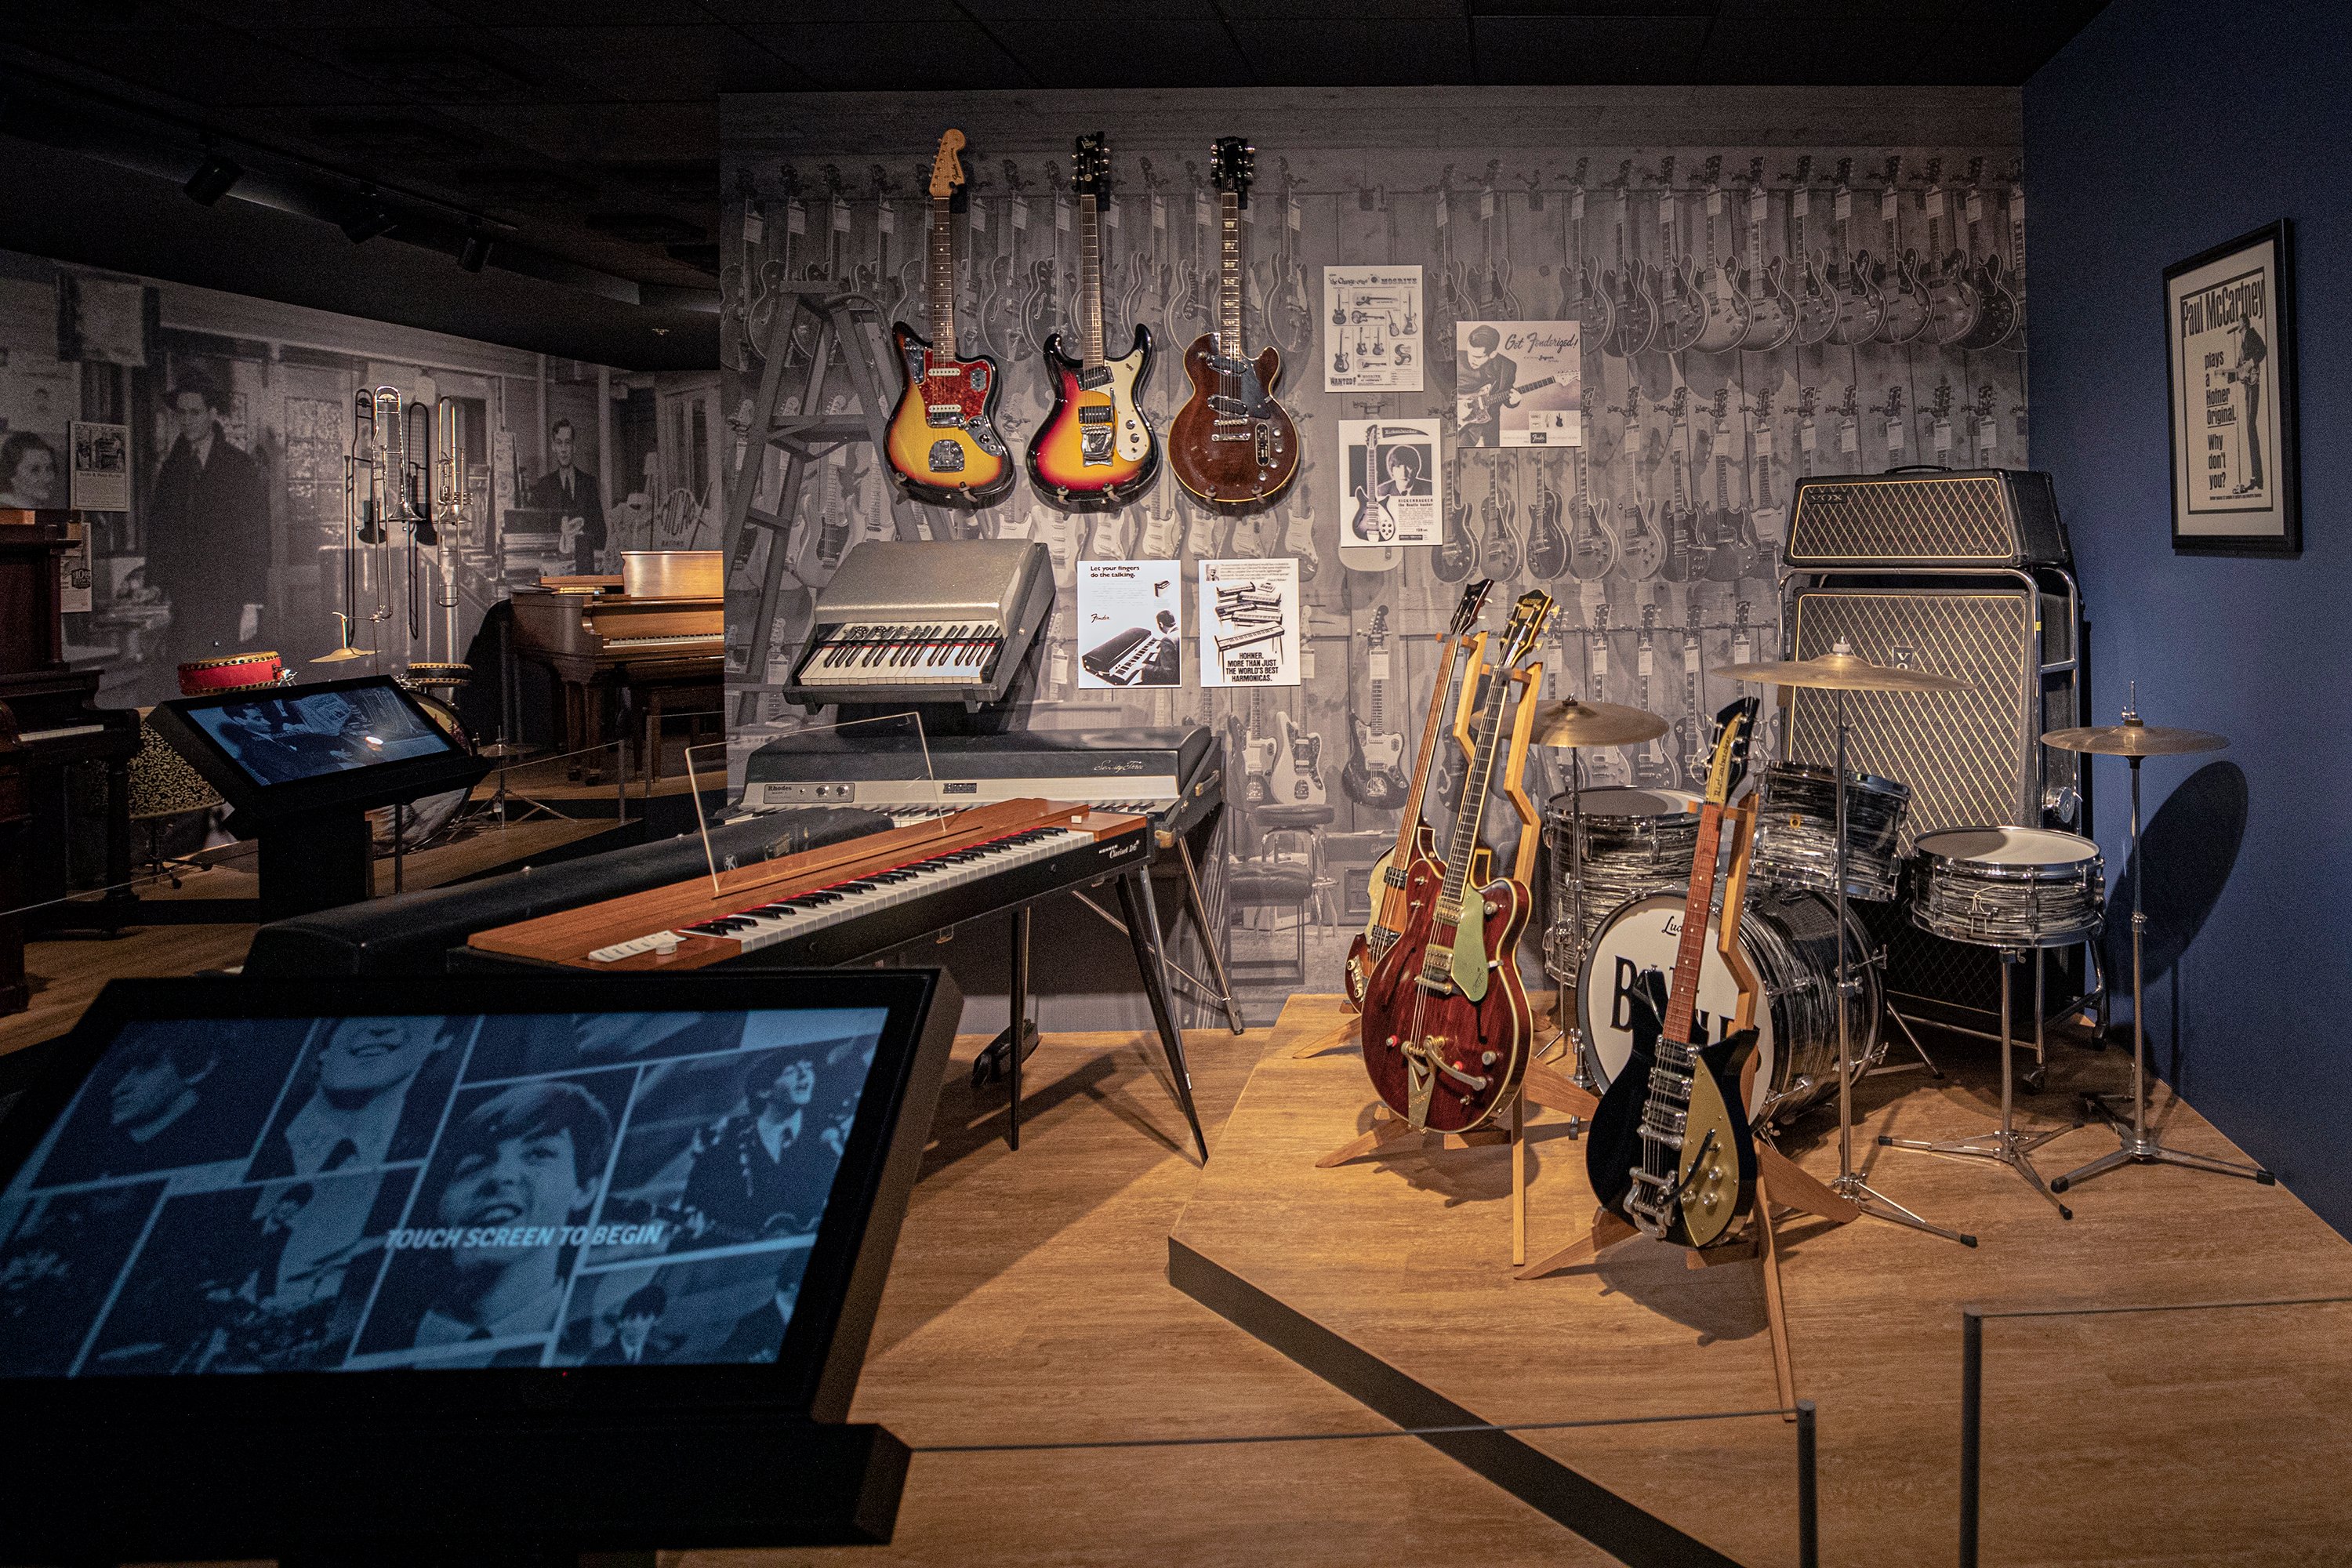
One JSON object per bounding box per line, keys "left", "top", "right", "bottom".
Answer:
{"left": 183, "top": 151, "right": 241, "bottom": 206}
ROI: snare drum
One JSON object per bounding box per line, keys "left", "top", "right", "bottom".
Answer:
{"left": 1751, "top": 762, "right": 1911, "bottom": 902}
{"left": 1909, "top": 827, "right": 2105, "bottom": 949}
{"left": 1542, "top": 786, "right": 1700, "bottom": 978}
{"left": 1577, "top": 887, "right": 1881, "bottom": 1124}
{"left": 177, "top": 651, "right": 282, "bottom": 696}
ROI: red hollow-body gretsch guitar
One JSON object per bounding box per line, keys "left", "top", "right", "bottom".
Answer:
{"left": 1358, "top": 589, "right": 1554, "bottom": 1133}
{"left": 1029, "top": 132, "right": 1158, "bottom": 511}
{"left": 885, "top": 130, "right": 1016, "bottom": 508}
{"left": 1167, "top": 137, "right": 1299, "bottom": 512}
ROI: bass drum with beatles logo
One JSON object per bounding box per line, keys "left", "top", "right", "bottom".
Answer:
{"left": 1574, "top": 885, "right": 1880, "bottom": 1126}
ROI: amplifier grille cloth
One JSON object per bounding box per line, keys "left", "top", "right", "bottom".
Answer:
{"left": 1788, "top": 474, "right": 2009, "bottom": 562}
{"left": 1786, "top": 590, "right": 2034, "bottom": 852}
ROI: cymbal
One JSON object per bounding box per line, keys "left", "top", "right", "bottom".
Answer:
{"left": 1528, "top": 698, "right": 1671, "bottom": 748}
{"left": 310, "top": 645, "right": 371, "bottom": 664}
{"left": 1710, "top": 651, "right": 1970, "bottom": 694}
{"left": 2042, "top": 720, "right": 2227, "bottom": 757}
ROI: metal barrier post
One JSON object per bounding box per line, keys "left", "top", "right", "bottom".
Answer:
{"left": 1959, "top": 1309, "right": 1983, "bottom": 1568}
{"left": 1795, "top": 1399, "right": 1818, "bottom": 1568}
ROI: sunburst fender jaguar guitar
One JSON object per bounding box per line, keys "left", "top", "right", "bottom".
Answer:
{"left": 1344, "top": 581, "right": 1492, "bottom": 1006}
{"left": 885, "top": 129, "right": 1015, "bottom": 508}
{"left": 1358, "top": 588, "right": 1552, "bottom": 1131}
{"left": 1029, "top": 132, "right": 1157, "bottom": 511}
{"left": 1168, "top": 136, "right": 1299, "bottom": 512}
{"left": 1585, "top": 695, "right": 1762, "bottom": 1249}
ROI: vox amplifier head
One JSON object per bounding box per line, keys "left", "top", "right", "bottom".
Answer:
{"left": 1785, "top": 469, "right": 2071, "bottom": 571}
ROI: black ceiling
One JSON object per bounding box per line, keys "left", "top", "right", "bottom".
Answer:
{"left": 0, "top": 1, "right": 2104, "bottom": 372}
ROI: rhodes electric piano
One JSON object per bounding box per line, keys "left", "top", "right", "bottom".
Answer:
{"left": 461, "top": 797, "right": 1207, "bottom": 1157}
{"left": 0, "top": 512, "right": 136, "bottom": 960}
{"left": 508, "top": 550, "right": 721, "bottom": 778}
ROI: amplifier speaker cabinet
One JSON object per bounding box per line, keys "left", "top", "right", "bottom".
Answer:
{"left": 1786, "top": 469, "right": 2071, "bottom": 570}
{"left": 1781, "top": 578, "right": 2087, "bottom": 1027}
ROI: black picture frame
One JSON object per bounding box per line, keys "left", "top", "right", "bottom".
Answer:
{"left": 2165, "top": 219, "right": 2298, "bottom": 555}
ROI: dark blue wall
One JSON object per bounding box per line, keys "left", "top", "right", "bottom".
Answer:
{"left": 2027, "top": 0, "right": 2352, "bottom": 1230}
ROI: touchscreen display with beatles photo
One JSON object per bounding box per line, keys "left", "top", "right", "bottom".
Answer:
{"left": 181, "top": 682, "right": 458, "bottom": 789}
{"left": 0, "top": 1000, "right": 895, "bottom": 1377}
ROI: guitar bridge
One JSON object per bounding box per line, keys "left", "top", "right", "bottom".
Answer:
{"left": 925, "top": 405, "right": 969, "bottom": 430}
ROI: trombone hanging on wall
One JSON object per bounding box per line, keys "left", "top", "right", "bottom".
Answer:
{"left": 430, "top": 395, "right": 469, "bottom": 656}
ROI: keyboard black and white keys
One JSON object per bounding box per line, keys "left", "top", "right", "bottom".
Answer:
{"left": 780, "top": 538, "right": 1053, "bottom": 712}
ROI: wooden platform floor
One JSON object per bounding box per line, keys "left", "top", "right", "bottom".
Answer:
{"left": 1171, "top": 995, "right": 2352, "bottom": 1567}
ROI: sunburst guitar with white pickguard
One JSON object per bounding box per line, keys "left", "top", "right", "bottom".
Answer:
{"left": 1029, "top": 132, "right": 1157, "bottom": 511}
{"left": 885, "top": 129, "right": 1015, "bottom": 508}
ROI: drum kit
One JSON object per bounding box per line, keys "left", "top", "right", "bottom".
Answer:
{"left": 1536, "top": 641, "right": 2254, "bottom": 1237}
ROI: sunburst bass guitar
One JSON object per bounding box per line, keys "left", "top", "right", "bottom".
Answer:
{"left": 885, "top": 129, "right": 1015, "bottom": 508}
{"left": 1029, "top": 132, "right": 1157, "bottom": 510}
{"left": 1584, "top": 695, "right": 1762, "bottom": 1249}
{"left": 1358, "top": 589, "right": 1552, "bottom": 1132}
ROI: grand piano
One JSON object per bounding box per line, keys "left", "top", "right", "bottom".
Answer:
{"left": 1, "top": 511, "right": 138, "bottom": 1004}
{"left": 506, "top": 550, "right": 723, "bottom": 781}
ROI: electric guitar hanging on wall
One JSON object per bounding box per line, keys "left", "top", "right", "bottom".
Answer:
{"left": 1168, "top": 137, "right": 1299, "bottom": 511}
{"left": 1029, "top": 132, "right": 1158, "bottom": 511}
{"left": 1585, "top": 697, "right": 1762, "bottom": 1249}
{"left": 884, "top": 130, "right": 1016, "bottom": 508}
{"left": 1341, "top": 605, "right": 1410, "bottom": 810}
{"left": 1344, "top": 582, "right": 1492, "bottom": 1007}
{"left": 1358, "top": 588, "right": 1552, "bottom": 1133}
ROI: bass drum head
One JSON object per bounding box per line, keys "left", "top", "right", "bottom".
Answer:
{"left": 1577, "top": 893, "right": 1777, "bottom": 1123}
{"left": 1569, "top": 786, "right": 1700, "bottom": 820}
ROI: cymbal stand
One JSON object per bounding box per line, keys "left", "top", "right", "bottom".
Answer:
{"left": 1880, "top": 945, "right": 2078, "bottom": 1218}
{"left": 2051, "top": 746, "right": 2275, "bottom": 1193}
{"left": 1823, "top": 688, "right": 1977, "bottom": 1247}
{"left": 1548, "top": 743, "right": 1597, "bottom": 1090}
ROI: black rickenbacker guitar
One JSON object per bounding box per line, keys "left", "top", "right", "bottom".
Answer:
{"left": 1585, "top": 697, "right": 1762, "bottom": 1249}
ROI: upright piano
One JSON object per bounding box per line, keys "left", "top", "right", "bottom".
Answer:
{"left": 506, "top": 550, "right": 723, "bottom": 779}
{"left": 0, "top": 512, "right": 136, "bottom": 977}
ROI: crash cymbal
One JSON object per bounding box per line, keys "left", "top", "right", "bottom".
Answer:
{"left": 1527, "top": 698, "right": 1672, "bottom": 749}
{"left": 2043, "top": 718, "right": 2227, "bottom": 757}
{"left": 1711, "top": 640, "right": 1969, "bottom": 694}
{"left": 310, "top": 644, "right": 371, "bottom": 663}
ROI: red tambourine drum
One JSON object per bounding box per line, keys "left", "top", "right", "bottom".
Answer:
{"left": 177, "top": 652, "right": 282, "bottom": 696}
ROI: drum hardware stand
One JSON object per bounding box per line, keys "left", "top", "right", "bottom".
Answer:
{"left": 1879, "top": 946, "right": 2082, "bottom": 1219}
{"left": 2050, "top": 708, "right": 2275, "bottom": 1195}
{"left": 478, "top": 610, "right": 563, "bottom": 827}
{"left": 1820, "top": 685, "right": 1978, "bottom": 1247}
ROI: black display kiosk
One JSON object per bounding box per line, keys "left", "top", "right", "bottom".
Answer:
{"left": 0, "top": 968, "right": 959, "bottom": 1565}
{"left": 148, "top": 677, "right": 493, "bottom": 920}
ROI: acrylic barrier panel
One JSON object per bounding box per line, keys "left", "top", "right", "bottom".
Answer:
{"left": 0, "top": 1000, "right": 898, "bottom": 1374}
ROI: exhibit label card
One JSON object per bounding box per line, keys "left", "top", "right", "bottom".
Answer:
{"left": 1323, "top": 266, "right": 1424, "bottom": 394}
{"left": 1338, "top": 419, "right": 1442, "bottom": 550}
{"left": 1198, "top": 557, "right": 1300, "bottom": 687}
{"left": 1454, "top": 321, "right": 1581, "bottom": 448}
{"left": 1076, "top": 561, "right": 1183, "bottom": 689}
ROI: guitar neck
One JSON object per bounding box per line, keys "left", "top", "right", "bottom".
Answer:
{"left": 1392, "top": 635, "right": 1464, "bottom": 862}
{"left": 1432, "top": 658, "right": 1515, "bottom": 916}
{"left": 928, "top": 193, "right": 957, "bottom": 357}
{"left": 1662, "top": 804, "right": 1726, "bottom": 1045}
{"left": 1080, "top": 193, "right": 1105, "bottom": 367}
{"left": 1219, "top": 190, "right": 1244, "bottom": 353}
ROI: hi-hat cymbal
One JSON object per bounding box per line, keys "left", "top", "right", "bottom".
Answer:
{"left": 1711, "top": 651, "right": 1970, "bottom": 694}
{"left": 1528, "top": 698, "right": 1671, "bottom": 748}
{"left": 310, "top": 645, "right": 371, "bottom": 663}
{"left": 2043, "top": 720, "right": 2227, "bottom": 757}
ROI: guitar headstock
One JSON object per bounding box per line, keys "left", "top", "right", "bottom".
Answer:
{"left": 1368, "top": 604, "right": 1390, "bottom": 644}
{"left": 1448, "top": 578, "right": 1495, "bottom": 638}
{"left": 1072, "top": 132, "right": 1111, "bottom": 205}
{"left": 1210, "top": 138, "right": 1255, "bottom": 206}
{"left": 1932, "top": 379, "right": 1955, "bottom": 419}
{"left": 927, "top": 132, "right": 967, "bottom": 201}
{"left": 1710, "top": 386, "right": 1730, "bottom": 431}
{"left": 869, "top": 163, "right": 897, "bottom": 198}
{"left": 1753, "top": 384, "right": 1776, "bottom": 423}
{"left": 1498, "top": 590, "right": 1556, "bottom": 667}
{"left": 1701, "top": 697, "right": 1760, "bottom": 808}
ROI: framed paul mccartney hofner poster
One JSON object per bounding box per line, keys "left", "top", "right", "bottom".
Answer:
{"left": 2166, "top": 220, "right": 2298, "bottom": 554}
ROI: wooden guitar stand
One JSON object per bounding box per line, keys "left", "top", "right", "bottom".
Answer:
{"left": 1316, "top": 648, "right": 1550, "bottom": 1265}
{"left": 1510, "top": 797, "right": 1858, "bottom": 1415}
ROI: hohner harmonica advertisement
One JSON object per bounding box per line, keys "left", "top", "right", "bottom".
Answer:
{"left": 1197, "top": 557, "right": 1300, "bottom": 687}
{"left": 1076, "top": 561, "right": 1182, "bottom": 689}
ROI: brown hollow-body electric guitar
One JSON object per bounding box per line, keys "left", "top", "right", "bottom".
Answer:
{"left": 1167, "top": 137, "right": 1299, "bottom": 512}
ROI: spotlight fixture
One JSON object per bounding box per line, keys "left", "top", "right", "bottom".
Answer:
{"left": 340, "top": 189, "right": 396, "bottom": 244}
{"left": 457, "top": 227, "right": 492, "bottom": 272}
{"left": 183, "top": 153, "right": 242, "bottom": 206}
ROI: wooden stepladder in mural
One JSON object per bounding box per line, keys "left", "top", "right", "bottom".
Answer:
{"left": 723, "top": 281, "right": 925, "bottom": 725}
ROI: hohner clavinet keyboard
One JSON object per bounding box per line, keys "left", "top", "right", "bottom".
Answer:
{"left": 462, "top": 798, "right": 1207, "bottom": 1158}
{"left": 782, "top": 539, "right": 1053, "bottom": 713}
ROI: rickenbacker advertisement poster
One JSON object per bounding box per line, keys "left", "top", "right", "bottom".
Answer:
{"left": 1338, "top": 419, "right": 1441, "bottom": 550}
